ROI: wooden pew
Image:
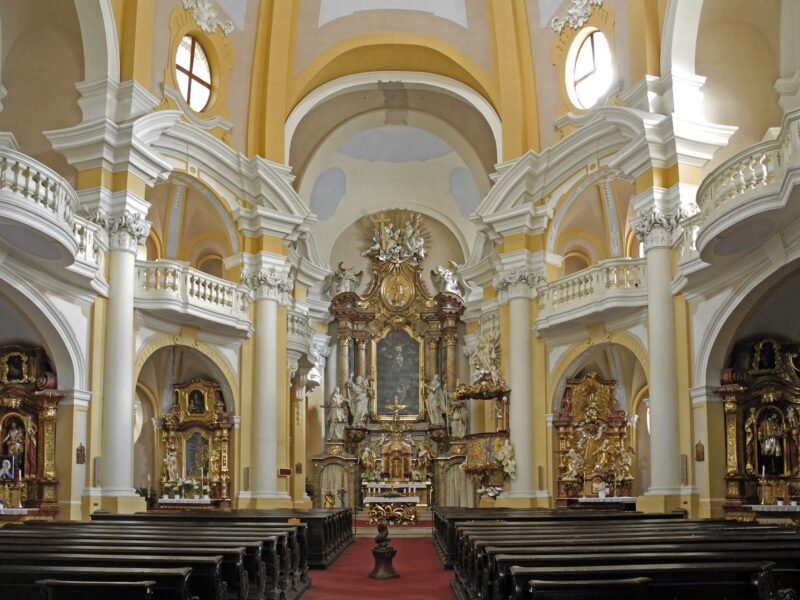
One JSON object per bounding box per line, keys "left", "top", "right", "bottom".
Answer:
{"left": 508, "top": 561, "right": 782, "bottom": 600}
{"left": 0, "top": 565, "right": 191, "bottom": 600}
{"left": 92, "top": 508, "right": 353, "bottom": 568}
{"left": 526, "top": 577, "right": 651, "bottom": 600}
{"left": 37, "top": 579, "right": 157, "bottom": 600}
{"left": 489, "top": 551, "right": 800, "bottom": 600}
{"left": 0, "top": 553, "right": 225, "bottom": 600}
{"left": 0, "top": 543, "right": 248, "bottom": 600}
{"left": 432, "top": 507, "right": 684, "bottom": 568}
{"left": 15, "top": 522, "right": 295, "bottom": 593}
{"left": 0, "top": 530, "right": 272, "bottom": 600}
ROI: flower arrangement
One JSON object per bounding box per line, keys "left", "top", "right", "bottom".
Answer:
{"left": 477, "top": 486, "right": 504, "bottom": 498}
{"left": 201, "top": 483, "right": 211, "bottom": 498}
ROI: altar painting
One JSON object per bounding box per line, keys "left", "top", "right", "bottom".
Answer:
{"left": 373, "top": 328, "right": 423, "bottom": 418}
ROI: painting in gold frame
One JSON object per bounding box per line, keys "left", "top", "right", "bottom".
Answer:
{"left": 370, "top": 326, "right": 425, "bottom": 421}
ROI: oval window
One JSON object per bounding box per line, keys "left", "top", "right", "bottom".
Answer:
{"left": 569, "top": 30, "right": 613, "bottom": 110}
{"left": 175, "top": 35, "right": 212, "bottom": 112}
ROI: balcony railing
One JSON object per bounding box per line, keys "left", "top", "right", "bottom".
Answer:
{"left": 692, "top": 108, "right": 800, "bottom": 258}
{"left": 0, "top": 146, "right": 79, "bottom": 259}
{"left": 537, "top": 258, "right": 647, "bottom": 327}
{"left": 135, "top": 260, "right": 252, "bottom": 331}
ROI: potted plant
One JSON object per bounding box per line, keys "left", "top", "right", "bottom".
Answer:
{"left": 776, "top": 496, "right": 785, "bottom": 506}
{"left": 201, "top": 483, "right": 211, "bottom": 500}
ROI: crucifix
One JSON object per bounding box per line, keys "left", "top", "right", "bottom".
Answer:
{"left": 372, "top": 212, "right": 392, "bottom": 250}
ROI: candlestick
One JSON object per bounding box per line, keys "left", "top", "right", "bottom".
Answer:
{"left": 762, "top": 465, "right": 766, "bottom": 477}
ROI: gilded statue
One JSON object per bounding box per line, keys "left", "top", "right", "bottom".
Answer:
{"left": 788, "top": 407, "right": 799, "bottom": 475}
{"left": 593, "top": 439, "right": 612, "bottom": 472}
{"left": 360, "top": 444, "right": 377, "bottom": 471}
{"left": 744, "top": 407, "right": 756, "bottom": 475}
{"left": 23, "top": 415, "right": 36, "bottom": 476}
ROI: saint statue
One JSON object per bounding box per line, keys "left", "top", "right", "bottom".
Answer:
{"left": 347, "top": 375, "right": 370, "bottom": 427}
{"left": 758, "top": 411, "right": 784, "bottom": 474}
{"left": 416, "top": 442, "right": 433, "bottom": 476}
{"left": 327, "top": 388, "right": 348, "bottom": 442}
{"left": 425, "top": 374, "right": 447, "bottom": 427}
{"left": 2, "top": 421, "right": 23, "bottom": 471}
{"left": 448, "top": 398, "right": 468, "bottom": 438}
{"left": 564, "top": 447, "right": 584, "bottom": 480}
{"left": 593, "top": 439, "right": 612, "bottom": 472}
{"left": 496, "top": 438, "right": 516, "bottom": 479}
{"left": 472, "top": 328, "right": 501, "bottom": 383}
{"left": 164, "top": 445, "right": 179, "bottom": 482}
{"left": 360, "top": 444, "right": 377, "bottom": 472}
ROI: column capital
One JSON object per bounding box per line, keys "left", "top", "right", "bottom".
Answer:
{"left": 91, "top": 209, "right": 151, "bottom": 253}
{"left": 242, "top": 267, "right": 293, "bottom": 304}
{"left": 631, "top": 207, "right": 688, "bottom": 250}
{"left": 492, "top": 268, "right": 544, "bottom": 300}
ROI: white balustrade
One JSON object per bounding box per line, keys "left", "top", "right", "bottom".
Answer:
{"left": 696, "top": 108, "right": 800, "bottom": 239}
{"left": 537, "top": 258, "right": 647, "bottom": 322}
{"left": 72, "top": 216, "right": 102, "bottom": 267}
{"left": 0, "top": 147, "right": 76, "bottom": 224}
{"left": 135, "top": 260, "right": 251, "bottom": 325}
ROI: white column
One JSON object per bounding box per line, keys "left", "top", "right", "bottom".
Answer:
{"left": 100, "top": 212, "right": 149, "bottom": 495}
{"left": 493, "top": 269, "right": 540, "bottom": 498}
{"left": 246, "top": 268, "right": 291, "bottom": 499}
{"left": 635, "top": 210, "right": 683, "bottom": 495}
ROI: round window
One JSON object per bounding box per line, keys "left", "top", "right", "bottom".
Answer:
{"left": 175, "top": 35, "right": 212, "bottom": 112}
{"left": 568, "top": 30, "right": 613, "bottom": 110}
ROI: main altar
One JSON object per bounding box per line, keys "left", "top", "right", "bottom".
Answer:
{"left": 312, "top": 211, "right": 473, "bottom": 519}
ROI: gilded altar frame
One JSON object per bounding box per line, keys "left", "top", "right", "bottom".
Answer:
{"left": 718, "top": 338, "right": 800, "bottom": 510}
{"left": 160, "top": 378, "right": 232, "bottom": 507}
{"left": 554, "top": 371, "right": 632, "bottom": 506}
{"left": 0, "top": 346, "right": 61, "bottom": 515}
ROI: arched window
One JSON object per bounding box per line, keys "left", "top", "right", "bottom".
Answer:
{"left": 175, "top": 35, "right": 212, "bottom": 112}
{"left": 569, "top": 30, "right": 613, "bottom": 109}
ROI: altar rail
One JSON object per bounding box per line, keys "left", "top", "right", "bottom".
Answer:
{"left": 135, "top": 259, "right": 252, "bottom": 331}
{"left": 536, "top": 258, "right": 647, "bottom": 327}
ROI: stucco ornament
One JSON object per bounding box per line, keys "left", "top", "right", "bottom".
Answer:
{"left": 183, "top": 0, "right": 235, "bottom": 36}
{"left": 551, "top": 0, "right": 604, "bottom": 33}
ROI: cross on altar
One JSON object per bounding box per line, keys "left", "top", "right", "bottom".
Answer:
{"left": 372, "top": 212, "right": 392, "bottom": 249}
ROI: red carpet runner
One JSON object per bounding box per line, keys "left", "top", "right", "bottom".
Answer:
{"left": 306, "top": 537, "right": 454, "bottom": 600}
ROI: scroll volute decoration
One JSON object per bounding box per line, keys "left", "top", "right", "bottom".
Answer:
{"left": 160, "top": 378, "right": 232, "bottom": 507}
{"left": 718, "top": 338, "right": 800, "bottom": 508}
{"left": 0, "top": 346, "right": 61, "bottom": 514}
{"left": 555, "top": 371, "right": 633, "bottom": 506}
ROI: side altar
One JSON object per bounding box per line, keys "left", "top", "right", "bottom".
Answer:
{"left": 312, "top": 211, "right": 472, "bottom": 515}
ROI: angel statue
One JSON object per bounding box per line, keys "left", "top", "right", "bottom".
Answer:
{"left": 563, "top": 447, "right": 584, "bottom": 480}
{"left": 431, "top": 262, "right": 464, "bottom": 297}
{"left": 402, "top": 213, "right": 426, "bottom": 263}
{"left": 472, "top": 327, "right": 501, "bottom": 383}
{"left": 323, "top": 262, "right": 363, "bottom": 297}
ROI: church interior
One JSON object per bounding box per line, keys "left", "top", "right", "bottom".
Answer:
{"left": 1, "top": 0, "right": 800, "bottom": 598}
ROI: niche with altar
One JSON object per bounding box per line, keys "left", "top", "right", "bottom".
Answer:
{"left": 159, "top": 379, "right": 232, "bottom": 507}
{"left": 718, "top": 338, "right": 800, "bottom": 507}
{"left": 554, "top": 371, "right": 633, "bottom": 506}
{"left": 0, "top": 346, "right": 61, "bottom": 515}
